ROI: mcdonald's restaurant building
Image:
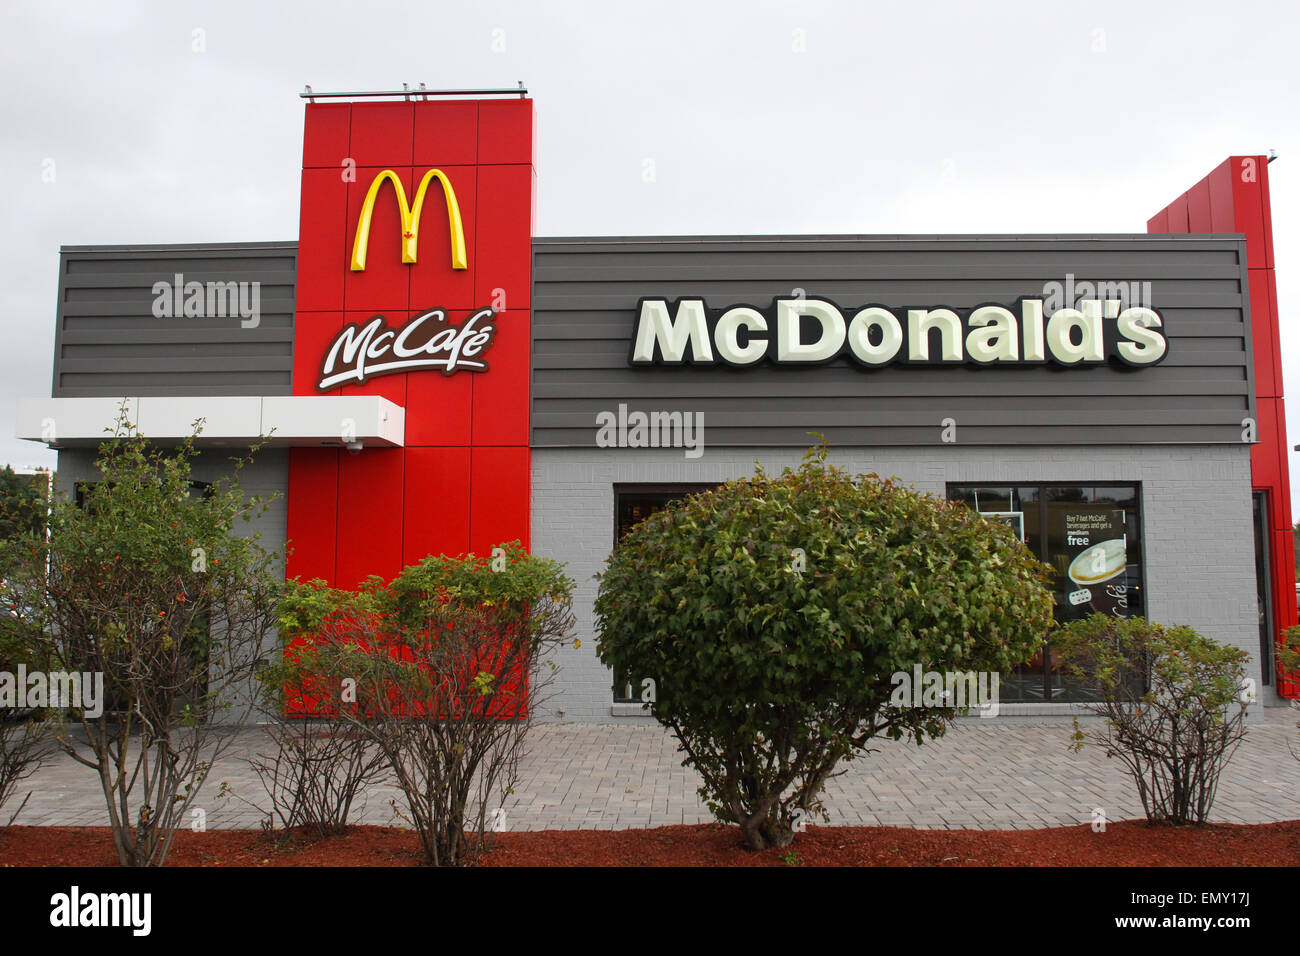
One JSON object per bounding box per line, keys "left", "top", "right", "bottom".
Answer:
{"left": 17, "top": 93, "right": 1299, "bottom": 717}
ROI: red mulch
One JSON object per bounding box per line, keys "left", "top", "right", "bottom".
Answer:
{"left": 2, "top": 820, "right": 1297, "bottom": 866}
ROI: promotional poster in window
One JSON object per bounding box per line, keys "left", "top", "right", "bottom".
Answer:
{"left": 1060, "top": 509, "right": 1130, "bottom": 621}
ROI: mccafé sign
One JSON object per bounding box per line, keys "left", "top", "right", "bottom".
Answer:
{"left": 318, "top": 307, "right": 497, "bottom": 390}
{"left": 629, "top": 297, "right": 1168, "bottom": 368}
{"left": 317, "top": 168, "right": 496, "bottom": 391}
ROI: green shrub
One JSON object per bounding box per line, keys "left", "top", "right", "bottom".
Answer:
{"left": 1279, "top": 626, "right": 1300, "bottom": 677}
{"left": 1056, "top": 613, "right": 1251, "bottom": 825}
{"left": 594, "top": 442, "right": 1054, "bottom": 850}
{"left": 0, "top": 405, "right": 282, "bottom": 866}
{"left": 275, "top": 542, "right": 575, "bottom": 866}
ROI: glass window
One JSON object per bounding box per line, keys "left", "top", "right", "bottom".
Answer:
{"left": 948, "top": 482, "right": 1144, "bottom": 702}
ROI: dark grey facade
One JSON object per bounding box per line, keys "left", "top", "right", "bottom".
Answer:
{"left": 36, "top": 233, "right": 1276, "bottom": 718}
{"left": 531, "top": 235, "right": 1254, "bottom": 447}
{"left": 52, "top": 242, "right": 296, "bottom": 398}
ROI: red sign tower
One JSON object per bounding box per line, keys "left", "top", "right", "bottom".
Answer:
{"left": 286, "top": 95, "right": 535, "bottom": 588}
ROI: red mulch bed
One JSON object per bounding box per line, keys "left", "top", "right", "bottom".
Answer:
{"left": 2, "top": 820, "right": 1297, "bottom": 866}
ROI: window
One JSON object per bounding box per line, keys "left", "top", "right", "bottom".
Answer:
{"left": 947, "top": 483, "right": 1145, "bottom": 702}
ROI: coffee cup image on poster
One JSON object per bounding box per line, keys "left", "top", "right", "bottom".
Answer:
{"left": 1060, "top": 510, "right": 1130, "bottom": 619}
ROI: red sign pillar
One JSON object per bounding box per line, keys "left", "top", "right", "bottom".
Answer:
{"left": 286, "top": 98, "right": 535, "bottom": 588}
{"left": 1150, "top": 155, "right": 1297, "bottom": 696}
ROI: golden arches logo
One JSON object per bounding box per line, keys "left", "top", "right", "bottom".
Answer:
{"left": 350, "top": 169, "right": 468, "bottom": 272}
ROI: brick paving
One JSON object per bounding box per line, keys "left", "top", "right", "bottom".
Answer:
{"left": 10, "top": 708, "right": 1299, "bottom": 831}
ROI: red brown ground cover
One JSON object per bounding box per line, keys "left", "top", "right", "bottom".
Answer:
{"left": 1, "top": 820, "right": 1297, "bottom": 866}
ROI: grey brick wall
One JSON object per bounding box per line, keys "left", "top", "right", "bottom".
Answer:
{"left": 531, "top": 443, "right": 1272, "bottom": 720}
{"left": 54, "top": 445, "right": 289, "bottom": 720}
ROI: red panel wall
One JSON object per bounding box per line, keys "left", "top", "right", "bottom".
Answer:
{"left": 285, "top": 447, "right": 338, "bottom": 585}
{"left": 285, "top": 98, "right": 535, "bottom": 594}
{"left": 403, "top": 446, "right": 471, "bottom": 565}
{"left": 1149, "top": 156, "right": 1297, "bottom": 696}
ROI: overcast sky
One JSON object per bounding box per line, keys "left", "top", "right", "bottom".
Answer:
{"left": 2, "top": 0, "right": 1298, "bottom": 505}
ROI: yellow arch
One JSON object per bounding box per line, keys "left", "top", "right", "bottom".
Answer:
{"left": 350, "top": 168, "right": 468, "bottom": 272}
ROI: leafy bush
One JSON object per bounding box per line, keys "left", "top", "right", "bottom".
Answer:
{"left": 235, "top": 650, "right": 390, "bottom": 841}
{"left": 0, "top": 406, "right": 282, "bottom": 865}
{"left": 1056, "top": 613, "right": 1250, "bottom": 825}
{"left": 0, "top": 466, "right": 48, "bottom": 572}
{"left": 594, "top": 442, "right": 1054, "bottom": 850}
{"left": 277, "top": 542, "right": 575, "bottom": 866}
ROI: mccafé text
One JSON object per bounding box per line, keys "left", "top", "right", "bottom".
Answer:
{"left": 318, "top": 306, "right": 497, "bottom": 391}
{"left": 629, "top": 296, "right": 1168, "bottom": 369}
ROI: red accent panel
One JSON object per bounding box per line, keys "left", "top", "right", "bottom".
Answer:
{"left": 1274, "top": 523, "right": 1299, "bottom": 614}
{"left": 1146, "top": 208, "right": 1168, "bottom": 233}
{"left": 1252, "top": 399, "right": 1284, "bottom": 491}
{"left": 413, "top": 99, "right": 478, "bottom": 167}
{"left": 336, "top": 447, "right": 404, "bottom": 588}
{"left": 1263, "top": 269, "right": 1282, "bottom": 402}
{"left": 531, "top": 165, "right": 538, "bottom": 235}
{"left": 1206, "top": 159, "right": 1236, "bottom": 233}
{"left": 1166, "top": 193, "right": 1190, "bottom": 232}
{"left": 1256, "top": 156, "right": 1276, "bottom": 270}
{"left": 1186, "top": 179, "right": 1213, "bottom": 233}
{"left": 344, "top": 166, "right": 413, "bottom": 314}
{"left": 1246, "top": 269, "right": 1278, "bottom": 398}
{"left": 286, "top": 448, "right": 339, "bottom": 585}
{"left": 295, "top": 168, "right": 349, "bottom": 311}
{"left": 407, "top": 165, "right": 478, "bottom": 312}
{"left": 290, "top": 98, "right": 536, "bottom": 715}
{"left": 1230, "top": 156, "right": 1270, "bottom": 270}
{"left": 474, "top": 164, "right": 533, "bottom": 310}
{"left": 405, "top": 361, "right": 473, "bottom": 446}
{"left": 347, "top": 101, "right": 414, "bottom": 168}
{"left": 477, "top": 99, "right": 534, "bottom": 165}
{"left": 293, "top": 312, "right": 342, "bottom": 395}
{"left": 302, "top": 103, "right": 351, "bottom": 170}
{"left": 403, "top": 446, "right": 471, "bottom": 564}
{"left": 1252, "top": 400, "right": 1292, "bottom": 536}
{"left": 472, "top": 308, "right": 530, "bottom": 446}
{"left": 469, "top": 446, "right": 530, "bottom": 556}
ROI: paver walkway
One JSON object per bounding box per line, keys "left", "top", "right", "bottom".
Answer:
{"left": 11, "top": 708, "right": 1299, "bottom": 831}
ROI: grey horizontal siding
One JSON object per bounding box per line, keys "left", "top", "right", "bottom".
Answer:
{"left": 52, "top": 242, "right": 296, "bottom": 398}
{"left": 530, "top": 235, "right": 1255, "bottom": 447}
